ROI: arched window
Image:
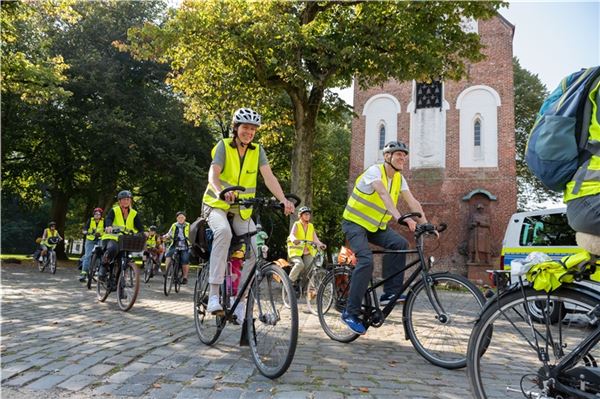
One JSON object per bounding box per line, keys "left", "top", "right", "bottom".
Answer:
{"left": 379, "top": 123, "right": 386, "bottom": 150}
{"left": 474, "top": 118, "right": 481, "bottom": 147}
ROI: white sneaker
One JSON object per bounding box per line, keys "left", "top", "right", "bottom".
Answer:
{"left": 206, "top": 295, "right": 222, "bottom": 314}
{"left": 38, "top": 257, "right": 43, "bottom": 261}
{"left": 233, "top": 300, "right": 246, "bottom": 324}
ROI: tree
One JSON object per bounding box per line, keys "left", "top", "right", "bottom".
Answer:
{"left": 513, "top": 57, "right": 559, "bottom": 210}
{"left": 127, "top": 0, "right": 504, "bottom": 208}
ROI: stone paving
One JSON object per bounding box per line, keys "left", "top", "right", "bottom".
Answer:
{"left": 1, "top": 262, "right": 476, "bottom": 398}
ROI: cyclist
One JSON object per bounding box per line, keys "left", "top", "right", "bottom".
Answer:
{"left": 98, "top": 190, "right": 145, "bottom": 281}
{"left": 162, "top": 212, "right": 191, "bottom": 285}
{"left": 287, "top": 206, "right": 326, "bottom": 294}
{"left": 202, "top": 107, "right": 295, "bottom": 318}
{"left": 33, "top": 221, "right": 63, "bottom": 263}
{"left": 79, "top": 208, "right": 104, "bottom": 282}
{"left": 341, "top": 140, "right": 434, "bottom": 335}
{"left": 144, "top": 225, "right": 162, "bottom": 276}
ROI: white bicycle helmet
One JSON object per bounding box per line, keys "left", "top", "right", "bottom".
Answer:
{"left": 232, "top": 108, "right": 261, "bottom": 127}
{"left": 383, "top": 141, "right": 409, "bottom": 155}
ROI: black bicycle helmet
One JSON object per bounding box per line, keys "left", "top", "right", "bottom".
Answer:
{"left": 117, "top": 190, "right": 132, "bottom": 200}
{"left": 232, "top": 108, "right": 261, "bottom": 127}
{"left": 149, "top": 225, "right": 157, "bottom": 231}
{"left": 383, "top": 141, "right": 409, "bottom": 155}
{"left": 48, "top": 221, "right": 57, "bottom": 227}
{"left": 176, "top": 211, "right": 186, "bottom": 217}
{"left": 298, "top": 206, "right": 311, "bottom": 215}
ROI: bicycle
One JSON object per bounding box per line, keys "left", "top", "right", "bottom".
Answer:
{"left": 37, "top": 237, "right": 61, "bottom": 274}
{"left": 316, "top": 214, "right": 487, "bottom": 369}
{"left": 193, "top": 186, "right": 300, "bottom": 379}
{"left": 164, "top": 244, "right": 186, "bottom": 296}
{"left": 142, "top": 248, "right": 161, "bottom": 283}
{"left": 283, "top": 240, "right": 330, "bottom": 316}
{"left": 96, "top": 230, "right": 143, "bottom": 311}
{"left": 86, "top": 240, "right": 104, "bottom": 289}
{"left": 467, "top": 262, "right": 600, "bottom": 398}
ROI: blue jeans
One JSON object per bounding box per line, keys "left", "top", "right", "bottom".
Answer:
{"left": 166, "top": 247, "right": 190, "bottom": 265}
{"left": 342, "top": 220, "right": 408, "bottom": 317}
{"left": 567, "top": 193, "right": 600, "bottom": 235}
{"left": 82, "top": 239, "right": 99, "bottom": 273}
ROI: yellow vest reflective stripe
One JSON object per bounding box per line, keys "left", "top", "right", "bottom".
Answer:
{"left": 343, "top": 164, "right": 401, "bottom": 232}
{"left": 86, "top": 218, "right": 104, "bottom": 241}
{"left": 168, "top": 222, "right": 190, "bottom": 247}
{"left": 102, "top": 207, "right": 138, "bottom": 241}
{"left": 41, "top": 228, "right": 59, "bottom": 247}
{"left": 564, "top": 80, "right": 600, "bottom": 202}
{"left": 287, "top": 222, "right": 316, "bottom": 257}
{"left": 202, "top": 138, "right": 260, "bottom": 220}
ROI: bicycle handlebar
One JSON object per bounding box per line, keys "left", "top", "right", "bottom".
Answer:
{"left": 219, "top": 185, "right": 301, "bottom": 209}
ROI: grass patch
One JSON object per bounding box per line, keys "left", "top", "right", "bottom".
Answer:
{"left": 106, "top": 365, "right": 122, "bottom": 376}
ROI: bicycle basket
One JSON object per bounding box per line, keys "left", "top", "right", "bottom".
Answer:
{"left": 118, "top": 234, "right": 146, "bottom": 252}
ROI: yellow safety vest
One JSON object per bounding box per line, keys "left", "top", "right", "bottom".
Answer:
{"left": 564, "top": 80, "right": 600, "bottom": 202}
{"left": 41, "top": 228, "right": 59, "bottom": 247}
{"left": 202, "top": 138, "right": 260, "bottom": 220}
{"left": 146, "top": 234, "right": 158, "bottom": 249}
{"left": 168, "top": 222, "right": 190, "bottom": 247}
{"left": 102, "top": 206, "right": 138, "bottom": 241}
{"left": 287, "top": 221, "right": 317, "bottom": 257}
{"left": 86, "top": 218, "right": 104, "bottom": 241}
{"left": 343, "top": 163, "right": 401, "bottom": 232}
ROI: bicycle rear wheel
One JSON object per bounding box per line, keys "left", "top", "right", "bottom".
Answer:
{"left": 317, "top": 266, "right": 360, "bottom": 343}
{"left": 87, "top": 253, "right": 100, "bottom": 290}
{"left": 174, "top": 260, "right": 183, "bottom": 293}
{"left": 468, "top": 285, "right": 600, "bottom": 399}
{"left": 194, "top": 265, "right": 224, "bottom": 345}
{"left": 96, "top": 266, "right": 111, "bottom": 302}
{"left": 404, "top": 272, "right": 485, "bottom": 369}
{"left": 247, "top": 263, "right": 298, "bottom": 379}
{"left": 49, "top": 252, "right": 57, "bottom": 274}
{"left": 306, "top": 268, "right": 326, "bottom": 316}
{"left": 164, "top": 263, "right": 174, "bottom": 296}
{"left": 117, "top": 261, "right": 140, "bottom": 311}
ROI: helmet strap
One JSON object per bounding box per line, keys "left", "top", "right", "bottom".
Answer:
{"left": 384, "top": 157, "right": 401, "bottom": 172}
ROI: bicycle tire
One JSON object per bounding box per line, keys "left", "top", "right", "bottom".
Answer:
{"left": 317, "top": 266, "right": 360, "bottom": 343}
{"left": 117, "top": 261, "right": 140, "bottom": 311}
{"left": 143, "top": 258, "right": 152, "bottom": 283}
{"left": 49, "top": 251, "right": 57, "bottom": 274}
{"left": 174, "top": 258, "right": 183, "bottom": 293}
{"left": 247, "top": 262, "right": 298, "bottom": 379}
{"left": 194, "top": 265, "right": 224, "bottom": 345}
{"left": 87, "top": 253, "right": 100, "bottom": 290}
{"left": 164, "top": 263, "right": 174, "bottom": 296}
{"left": 96, "top": 266, "right": 111, "bottom": 302}
{"left": 38, "top": 257, "right": 46, "bottom": 272}
{"left": 404, "top": 272, "right": 485, "bottom": 369}
{"left": 467, "top": 285, "right": 600, "bottom": 399}
{"left": 282, "top": 280, "right": 293, "bottom": 309}
{"left": 306, "top": 268, "right": 326, "bottom": 316}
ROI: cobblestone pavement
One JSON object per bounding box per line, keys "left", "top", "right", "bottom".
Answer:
{"left": 1, "top": 262, "right": 477, "bottom": 398}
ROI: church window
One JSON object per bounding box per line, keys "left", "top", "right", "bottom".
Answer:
{"left": 474, "top": 118, "right": 481, "bottom": 147}
{"left": 379, "top": 123, "right": 386, "bottom": 150}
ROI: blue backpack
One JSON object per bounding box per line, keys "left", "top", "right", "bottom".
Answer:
{"left": 525, "top": 66, "right": 600, "bottom": 192}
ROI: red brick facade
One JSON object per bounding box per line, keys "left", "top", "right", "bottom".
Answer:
{"left": 350, "top": 16, "right": 517, "bottom": 282}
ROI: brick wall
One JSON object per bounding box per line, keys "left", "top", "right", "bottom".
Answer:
{"left": 350, "top": 16, "right": 517, "bottom": 278}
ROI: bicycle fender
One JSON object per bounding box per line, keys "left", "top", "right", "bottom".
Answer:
{"left": 239, "top": 317, "right": 249, "bottom": 346}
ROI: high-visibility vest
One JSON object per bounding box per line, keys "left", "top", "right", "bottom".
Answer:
{"left": 146, "top": 234, "right": 158, "bottom": 249}
{"left": 343, "top": 163, "right": 401, "bottom": 232}
{"left": 202, "top": 138, "right": 260, "bottom": 220}
{"left": 564, "top": 80, "right": 600, "bottom": 202}
{"left": 168, "top": 222, "right": 190, "bottom": 247}
{"left": 86, "top": 218, "right": 104, "bottom": 241}
{"left": 41, "top": 228, "right": 59, "bottom": 247}
{"left": 102, "top": 206, "right": 138, "bottom": 241}
{"left": 287, "top": 221, "right": 317, "bottom": 257}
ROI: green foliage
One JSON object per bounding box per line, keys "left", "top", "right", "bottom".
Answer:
{"left": 513, "top": 57, "right": 560, "bottom": 210}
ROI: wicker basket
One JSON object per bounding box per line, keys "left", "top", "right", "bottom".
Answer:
{"left": 118, "top": 234, "right": 146, "bottom": 252}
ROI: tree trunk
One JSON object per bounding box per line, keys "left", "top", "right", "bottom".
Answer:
{"left": 49, "top": 190, "right": 70, "bottom": 260}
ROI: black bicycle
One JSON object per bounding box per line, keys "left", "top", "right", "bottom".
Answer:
{"left": 193, "top": 186, "right": 300, "bottom": 379}
{"left": 467, "top": 271, "right": 600, "bottom": 398}
{"left": 283, "top": 240, "right": 330, "bottom": 316}
{"left": 317, "top": 214, "right": 486, "bottom": 369}
{"left": 164, "top": 245, "right": 186, "bottom": 296}
{"left": 142, "top": 248, "right": 161, "bottom": 283}
{"left": 96, "top": 230, "right": 143, "bottom": 311}
{"left": 87, "top": 240, "right": 104, "bottom": 289}
{"left": 37, "top": 236, "right": 60, "bottom": 274}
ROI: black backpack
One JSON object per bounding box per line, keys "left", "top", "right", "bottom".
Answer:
{"left": 189, "top": 215, "right": 212, "bottom": 261}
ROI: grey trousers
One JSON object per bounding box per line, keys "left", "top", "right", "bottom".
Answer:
{"left": 341, "top": 220, "right": 408, "bottom": 317}
{"left": 567, "top": 193, "right": 600, "bottom": 235}
{"left": 204, "top": 206, "right": 257, "bottom": 286}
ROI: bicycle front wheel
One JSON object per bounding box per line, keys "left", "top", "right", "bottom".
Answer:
{"left": 174, "top": 260, "right": 183, "bottom": 293}
{"left": 49, "top": 252, "right": 57, "bottom": 274}
{"left": 117, "top": 262, "right": 140, "bottom": 311}
{"left": 404, "top": 272, "right": 485, "bottom": 369}
{"left": 143, "top": 258, "right": 152, "bottom": 283}
{"left": 306, "top": 268, "right": 326, "bottom": 316}
{"left": 468, "top": 285, "right": 600, "bottom": 399}
{"left": 194, "top": 265, "right": 224, "bottom": 345}
{"left": 87, "top": 253, "right": 100, "bottom": 290}
{"left": 317, "top": 266, "right": 360, "bottom": 343}
{"left": 164, "top": 263, "right": 174, "bottom": 296}
{"left": 247, "top": 263, "right": 298, "bottom": 379}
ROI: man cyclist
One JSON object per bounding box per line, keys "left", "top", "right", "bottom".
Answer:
{"left": 287, "top": 206, "right": 326, "bottom": 294}
{"left": 202, "top": 107, "right": 294, "bottom": 321}
{"left": 80, "top": 208, "right": 104, "bottom": 282}
{"left": 144, "top": 225, "right": 162, "bottom": 276}
{"left": 33, "top": 221, "right": 63, "bottom": 264}
{"left": 98, "top": 190, "right": 145, "bottom": 281}
{"left": 341, "top": 141, "right": 434, "bottom": 335}
{"left": 162, "top": 212, "right": 191, "bottom": 285}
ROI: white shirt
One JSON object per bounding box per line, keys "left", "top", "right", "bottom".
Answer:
{"left": 356, "top": 164, "right": 409, "bottom": 195}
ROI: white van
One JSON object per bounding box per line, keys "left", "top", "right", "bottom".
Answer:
{"left": 500, "top": 207, "right": 579, "bottom": 272}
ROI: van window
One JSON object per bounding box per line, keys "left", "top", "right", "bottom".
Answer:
{"left": 519, "top": 213, "right": 577, "bottom": 247}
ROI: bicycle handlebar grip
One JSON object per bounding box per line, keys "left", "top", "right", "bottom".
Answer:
{"left": 285, "top": 193, "right": 301, "bottom": 207}
{"left": 219, "top": 185, "right": 246, "bottom": 200}
{"left": 397, "top": 212, "right": 422, "bottom": 226}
